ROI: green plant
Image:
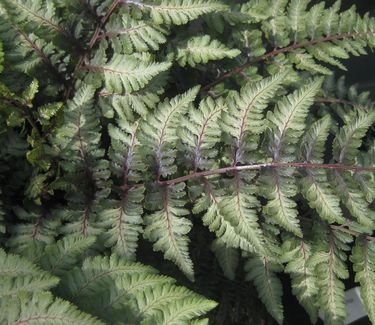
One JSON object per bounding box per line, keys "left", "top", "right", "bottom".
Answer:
{"left": 0, "top": 0, "right": 374, "bottom": 324}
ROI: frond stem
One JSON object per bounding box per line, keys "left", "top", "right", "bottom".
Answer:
{"left": 158, "top": 162, "right": 375, "bottom": 186}
{"left": 67, "top": 0, "right": 122, "bottom": 98}
{"left": 202, "top": 31, "right": 375, "bottom": 91}
{"left": 331, "top": 225, "right": 375, "bottom": 242}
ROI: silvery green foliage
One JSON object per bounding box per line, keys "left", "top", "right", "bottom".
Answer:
{"left": 0, "top": 1, "right": 374, "bottom": 324}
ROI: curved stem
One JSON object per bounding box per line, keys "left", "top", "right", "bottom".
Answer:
{"left": 202, "top": 31, "right": 375, "bottom": 92}
{"left": 119, "top": 162, "right": 374, "bottom": 189}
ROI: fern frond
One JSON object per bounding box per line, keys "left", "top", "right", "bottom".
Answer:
{"left": 330, "top": 109, "right": 374, "bottom": 227}
{"left": 288, "top": 0, "right": 309, "bottom": 43}
{"left": 261, "top": 168, "right": 301, "bottom": 236}
{"left": 1, "top": 292, "right": 103, "bottom": 325}
{"left": 0, "top": 248, "right": 59, "bottom": 297}
{"left": 134, "top": 284, "right": 192, "bottom": 318}
{"left": 219, "top": 172, "right": 265, "bottom": 254}
{"left": 57, "top": 254, "right": 216, "bottom": 323}
{"left": 300, "top": 116, "right": 344, "bottom": 223}
{"left": 7, "top": 28, "right": 68, "bottom": 79}
{"left": 332, "top": 170, "right": 373, "bottom": 229}
{"left": 141, "top": 86, "right": 200, "bottom": 178}
{"left": 87, "top": 54, "right": 171, "bottom": 94}
{"left": 245, "top": 255, "right": 284, "bottom": 324}
{"left": 144, "top": 183, "right": 194, "bottom": 280}
{"left": 99, "top": 190, "right": 144, "bottom": 261}
{"left": 211, "top": 239, "right": 239, "bottom": 281}
{"left": 301, "top": 169, "right": 344, "bottom": 224}
{"left": 195, "top": 178, "right": 258, "bottom": 252}
{"left": 0, "top": 275, "right": 59, "bottom": 298}
{"left": 178, "top": 96, "right": 225, "bottom": 171}
{"left": 141, "top": 296, "right": 217, "bottom": 325}
{"left": 59, "top": 254, "right": 157, "bottom": 300}
{"left": 108, "top": 119, "right": 145, "bottom": 182}
{"left": 289, "top": 51, "right": 332, "bottom": 75}
{"left": 7, "top": 207, "right": 60, "bottom": 251}
{"left": 176, "top": 35, "right": 240, "bottom": 67}
{"left": 105, "top": 16, "right": 168, "bottom": 54}
{"left": 282, "top": 237, "right": 319, "bottom": 323}
{"left": 55, "top": 85, "right": 110, "bottom": 236}
{"left": 222, "top": 71, "right": 286, "bottom": 164}
{"left": 268, "top": 78, "right": 323, "bottom": 161}
{"left": 130, "top": 0, "right": 228, "bottom": 26}
{"left": 102, "top": 84, "right": 164, "bottom": 119}
{"left": 0, "top": 248, "right": 49, "bottom": 278}
{"left": 333, "top": 110, "right": 375, "bottom": 164}
{"left": 351, "top": 239, "right": 375, "bottom": 324}
{"left": 310, "top": 225, "right": 352, "bottom": 324}
{"left": 39, "top": 236, "right": 96, "bottom": 276}
{"left": 300, "top": 115, "right": 331, "bottom": 163}
{"left": 0, "top": 0, "right": 68, "bottom": 37}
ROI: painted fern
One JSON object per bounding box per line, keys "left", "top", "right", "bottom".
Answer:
{"left": 0, "top": 1, "right": 374, "bottom": 324}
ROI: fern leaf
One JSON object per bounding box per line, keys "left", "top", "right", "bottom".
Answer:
{"left": 141, "top": 296, "right": 217, "bottom": 325}
{"left": 55, "top": 85, "right": 111, "bottom": 235}
{"left": 39, "top": 236, "right": 96, "bottom": 276}
{"left": 131, "top": 0, "right": 228, "bottom": 26}
{"left": 0, "top": 0, "right": 67, "bottom": 37}
{"left": 351, "top": 239, "right": 375, "bottom": 324}
{"left": 108, "top": 119, "right": 145, "bottom": 182}
{"left": 0, "top": 248, "right": 49, "bottom": 278}
{"left": 282, "top": 237, "right": 319, "bottom": 323}
{"left": 57, "top": 254, "right": 216, "bottom": 323}
{"left": 220, "top": 173, "right": 265, "bottom": 254}
{"left": 135, "top": 284, "right": 192, "bottom": 317}
{"left": 332, "top": 170, "right": 373, "bottom": 229}
{"left": 0, "top": 249, "right": 59, "bottom": 297}
{"left": 141, "top": 86, "right": 200, "bottom": 178}
{"left": 59, "top": 254, "right": 157, "bottom": 300}
{"left": 310, "top": 226, "right": 351, "bottom": 324}
{"left": 333, "top": 110, "right": 375, "bottom": 164}
{"left": 178, "top": 96, "right": 225, "bottom": 171}
{"left": 200, "top": 196, "right": 253, "bottom": 252}
{"left": 87, "top": 273, "right": 174, "bottom": 321}
{"left": 261, "top": 168, "right": 302, "bottom": 237}
{"left": 301, "top": 169, "right": 344, "bottom": 224}
{"left": 7, "top": 207, "right": 60, "bottom": 251}
{"left": 103, "top": 85, "right": 164, "bottom": 119}
{"left": 99, "top": 190, "right": 144, "bottom": 261}
{"left": 176, "top": 35, "right": 240, "bottom": 67}
{"left": 195, "top": 178, "right": 257, "bottom": 252}
{"left": 306, "top": 2, "right": 325, "bottom": 39}
{"left": 88, "top": 54, "right": 171, "bottom": 94}
{"left": 211, "top": 239, "right": 239, "bottom": 280}
{"left": 1, "top": 292, "right": 103, "bottom": 325}
{"left": 268, "top": 78, "right": 323, "bottom": 161}
{"left": 0, "top": 275, "right": 59, "bottom": 298}
{"left": 105, "top": 16, "right": 168, "bottom": 54}
{"left": 288, "top": 0, "right": 309, "bottom": 43}
{"left": 300, "top": 115, "right": 331, "bottom": 162}
{"left": 144, "top": 183, "right": 194, "bottom": 280}
{"left": 289, "top": 51, "right": 332, "bottom": 75}
{"left": 245, "top": 255, "right": 284, "bottom": 324}
{"left": 300, "top": 116, "right": 344, "bottom": 223}
{"left": 222, "top": 71, "right": 286, "bottom": 163}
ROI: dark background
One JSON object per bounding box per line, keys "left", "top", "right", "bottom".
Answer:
{"left": 338, "top": 1, "right": 375, "bottom": 94}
